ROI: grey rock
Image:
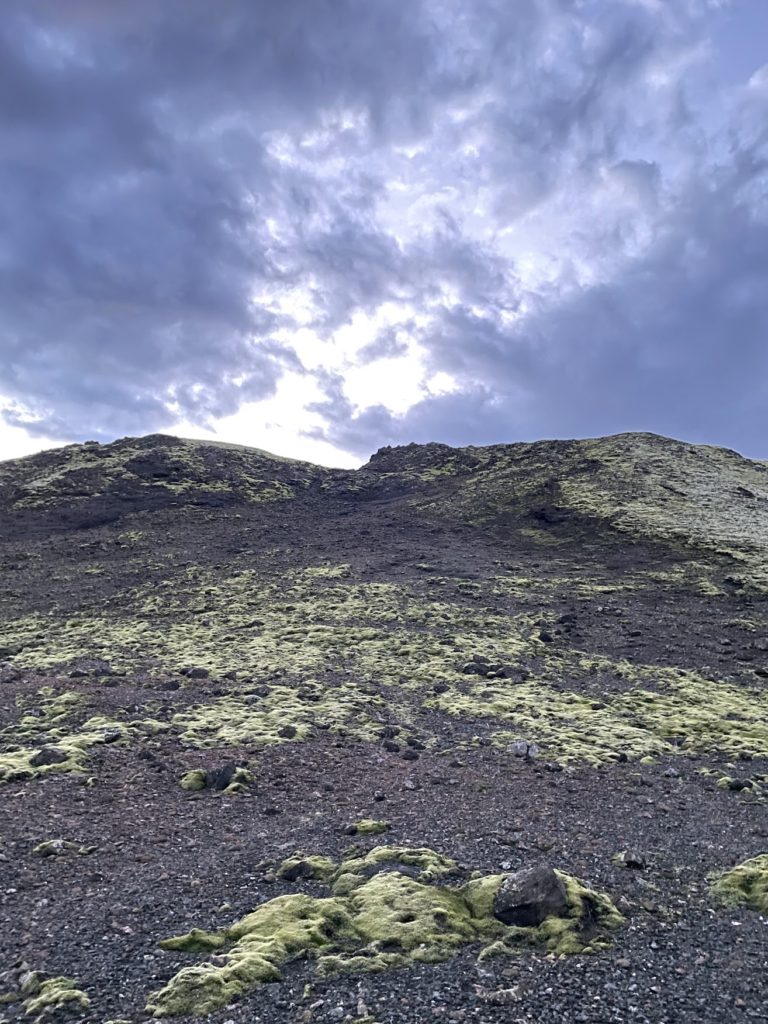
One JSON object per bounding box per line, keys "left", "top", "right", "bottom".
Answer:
{"left": 184, "top": 667, "right": 210, "bottom": 679}
{"left": 99, "top": 728, "right": 123, "bottom": 744}
{"left": 509, "top": 740, "right": 539, "bottom": 759}
{"left": 29, "top": 747, "right": 69, "bottom": 767}
{"left": 615, "top": 850, "right": 647, "bottom": 870}
{"left": 728, "top": 778, "right": 753, "bottom": 791}
{"left": 0, "top": 663, "right": 20, "bottom": 684}
{"left": 205, "top": 762, "right": 238, "bottom": 791}
{"left": 493, "top": 864, "right": 569, "bottom": 927}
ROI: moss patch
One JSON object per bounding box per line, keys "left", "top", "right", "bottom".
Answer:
{"left": 711, "top": 855, "right": 768, "bottom": 913}
{"left": 146, "top": 846, "right": 622, "bottom": 1017}
{"left": 352, "top": 819, "right": 390, "bottom": 836}
{"left": 32, "top": 840, "right": 96, "bottom": 857}
{"left": 18, "top": 974, "right": 90, "bottom": 1019}
{"left": 0, "top": 716, "right": 130, "bottom": 784}
{"left": 180, "top": 769, "right": 207, "bottom": 792}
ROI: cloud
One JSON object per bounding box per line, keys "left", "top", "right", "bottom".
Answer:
{"left": 314, "top": 120, "right": 768, "bottom": 459}
{"left": 0, "top": 0, "right": 765, "bottom": 459}
{"left": 0, "top": 0, "right": 442, "bottom": 438}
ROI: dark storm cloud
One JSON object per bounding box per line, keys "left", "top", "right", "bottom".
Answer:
{"left": 1, "top": 0, "right": 765, "bottom": 456}
{"left": 0, "top": 0, "right": 443, "bottom": 437}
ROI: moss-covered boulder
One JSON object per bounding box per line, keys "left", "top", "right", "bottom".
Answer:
{"left": 17, "top": 973, "right": 90, "bottom": 1020}
{"left": 349, "top": 819, "right": 390, "bottom": 836}
{"left": 146, "top": 846, "right": 623, "bottom": 1017}
{"left": 711, "top": 854, "right": 768, "bottom": 913}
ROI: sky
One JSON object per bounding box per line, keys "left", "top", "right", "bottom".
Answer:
{"left": 0, "top": 0, "right": 766, "bottom": 468}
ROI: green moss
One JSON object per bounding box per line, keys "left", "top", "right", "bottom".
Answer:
{"left": 711, "top": 855, "right": 768, "bottom": 913}
{"left": 304, "top": 565, "right": 351, "bottom": 579}
{"left": 20, "top": 975, "right": 90, "bottom": 1019}
{"left": 430, "top": 660, "right": 768, "bottom": 765}
{"left": 147, "top": 846, "right": 622, "bottom": 1017}
{"left": 4, "top": 499, "right": 766, "bottom": 773}
{"left": 462, "top": 874, "right": 505, "bottom": 918}
{"left": 277, "top": 855, "right": 337, "bottom": 883}
{"left": 6, "top": 690, "right": 88, "bottom": 743}
{"left": 180, "top": 770, "right": 207, "bottom": 792}
{"left": 328, "top": 846, "right": 460, "bottom": 893}
{"left": 148, "top": 894, "right": 350, "bottom": 1016}
{"left": 0, "top": 717, "right": 129, "bottom": 784}
{"left": 160, "top": 928, "right": 227, "bottom": 953}
{"left": 353, "top": 820, "right": 390, "bottom": 836}
{"left": 0, "top": 434, "right": 324, "bottom": 511}
{"left": 32, "top": 840, "right": 95, "bottom": 857}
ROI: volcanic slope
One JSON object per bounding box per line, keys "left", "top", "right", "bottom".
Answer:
{"left": 0, "top": 431, "right": 766, "bottom": 1024}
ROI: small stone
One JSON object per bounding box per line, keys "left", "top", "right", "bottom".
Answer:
{"left": 615, "top": 850, "right": 647, "bottom": 870}
{"left": 184, "top": 667, "right": 210, "bottom": 679}
{"left": 277, "top": 724, "right": 297, "bottom": 739}
{"left": 509, "top": 740, "right": 539, "bottom": 759}
{"left": 402, "top": 749, "right": 419, "bottom": 761}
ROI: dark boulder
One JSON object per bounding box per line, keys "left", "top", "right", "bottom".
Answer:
{"left": 493, "top": 864, "right": 569, "bottom": 927}
{"left": 29, "top": 747, "right": 69, "bottom": 767}
{"left": 205, "top": 762, "right": 238, "bottom": 791}
{"left": 183, "top": 667, "right": 210, "bottom": 680}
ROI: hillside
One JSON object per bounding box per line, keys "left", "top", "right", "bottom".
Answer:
{"left": 1, "top": 432, "right": 766, "bottom": 1024}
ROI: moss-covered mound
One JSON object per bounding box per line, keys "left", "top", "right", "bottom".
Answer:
{"left": 146, "top": 846, "right": 622, "bottom": 1018}
{"left": 356, "top": 433, "right": 768, "bottom": 591}
{"left": 0, "top": 433, "right": 338, "bottom": 515}
{"left": 711, "top": 855, "right": 768, "bottom": 913}
{"left": 2, "top": 972, "right": 91, "bottom": 1021}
